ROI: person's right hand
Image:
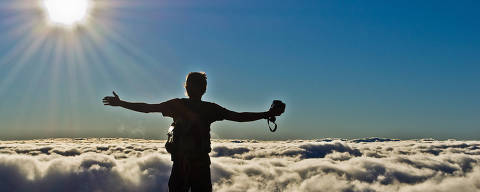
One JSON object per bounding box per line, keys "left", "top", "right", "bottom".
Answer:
{"left": 102, "top": 91, "right": 122, "bottom": 106}
{"left": 269, "top": 107, "right": 283, "bottom": 117}
{"left": 268, "top": 101, "right": 285, "bottom": 117}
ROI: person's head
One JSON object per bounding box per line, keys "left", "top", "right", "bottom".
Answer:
{"left": 185, "top": 72, "right": 207, "bottom": 99}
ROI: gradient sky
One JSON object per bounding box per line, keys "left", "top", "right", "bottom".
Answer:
{"left": 0, "top": 0, "right": 479, "bottom": 140}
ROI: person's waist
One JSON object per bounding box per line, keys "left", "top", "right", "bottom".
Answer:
{"left": 172, "top": 153, "right": 210, "bottom": 163}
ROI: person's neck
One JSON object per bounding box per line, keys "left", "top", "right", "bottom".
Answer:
{"left": 189, "top": 97, "right": 202, "bottom": 101}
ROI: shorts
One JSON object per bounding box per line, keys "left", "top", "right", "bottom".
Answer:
{"left": 168, "top": 156, "right": 212, "bottom": 192}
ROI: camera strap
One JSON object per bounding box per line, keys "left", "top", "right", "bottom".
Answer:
{"left": 267, "top": 117, "right": 277, "bottom": 132}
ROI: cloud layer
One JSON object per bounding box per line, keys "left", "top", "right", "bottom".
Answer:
{"left": 0, "top": 138, "right": 479, "bottom": 192}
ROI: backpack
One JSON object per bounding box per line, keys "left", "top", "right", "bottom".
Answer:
{"left": 165, "top": 123, "right": 177, "bottom": 154}
{"left": 165, "top": 119, "right": 210, "bottom": 157}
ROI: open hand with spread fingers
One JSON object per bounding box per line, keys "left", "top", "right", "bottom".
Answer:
{"left": 102, "top": 91, "right": 122, "bottom": 106}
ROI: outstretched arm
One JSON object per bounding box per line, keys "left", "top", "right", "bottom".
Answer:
{"left": 102, "top": 91, "right": 166, "bottom": 113}
{"left": 223, "top": 105, "right": 283, "bottom": 122}
{"left": 224, "top": 111, "right": 271, "bottom": 122}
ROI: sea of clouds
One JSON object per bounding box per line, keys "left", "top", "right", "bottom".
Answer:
{"left": 0, "top": 138, "right": 479, "bottom": 192}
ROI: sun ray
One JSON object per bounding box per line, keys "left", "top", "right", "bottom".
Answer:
{"left": 46, "top": 31, "right": 66, "bottom": 134}
{"left": 1, "top": 0, "right": 173, "bottom": 134}
{"left": 15, "top": 35, "right": 56, "bottom": 129}
{"left": 90, "top": 17, "right": 171, "bottom": 93}
{"left": 0, "top": 28, "right": 50, "bottom": 98}
{"left": 82, "top": 28, "right": 115, "bottom": 87}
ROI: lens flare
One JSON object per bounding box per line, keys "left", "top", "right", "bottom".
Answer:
{"left": 43, "top": 0, "right": 90, "bottom": 26}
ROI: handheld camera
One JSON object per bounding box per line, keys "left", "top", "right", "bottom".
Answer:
{"left": 267, "top": 100, "right": 286, "bottom": 132}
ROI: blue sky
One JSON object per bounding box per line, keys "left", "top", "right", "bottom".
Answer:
{"left": 0, "top": 0, "right": 479, "bottom": 140}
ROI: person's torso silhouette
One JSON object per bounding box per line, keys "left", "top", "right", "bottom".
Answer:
{"left": 163, "top": 98, "right": 229, "bottom": 191}
{"left": 163, "top": 98, "right": 229, "bottom": 161}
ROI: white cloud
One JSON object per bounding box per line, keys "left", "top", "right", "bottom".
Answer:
{"left": 0, "top": 138, "right": 479, "bottom": 191}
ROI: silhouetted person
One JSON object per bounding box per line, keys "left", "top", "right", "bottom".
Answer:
{"left": 103, "top": 72, "right": 284, "bottom": 192}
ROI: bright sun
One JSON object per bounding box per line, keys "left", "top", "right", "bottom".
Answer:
{"left": 43, "top": 0, "right": 91, "bottom": 26}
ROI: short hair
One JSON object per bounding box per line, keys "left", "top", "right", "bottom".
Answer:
{"left": 185, "top": 72, "right": 207, "bottom": 96}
